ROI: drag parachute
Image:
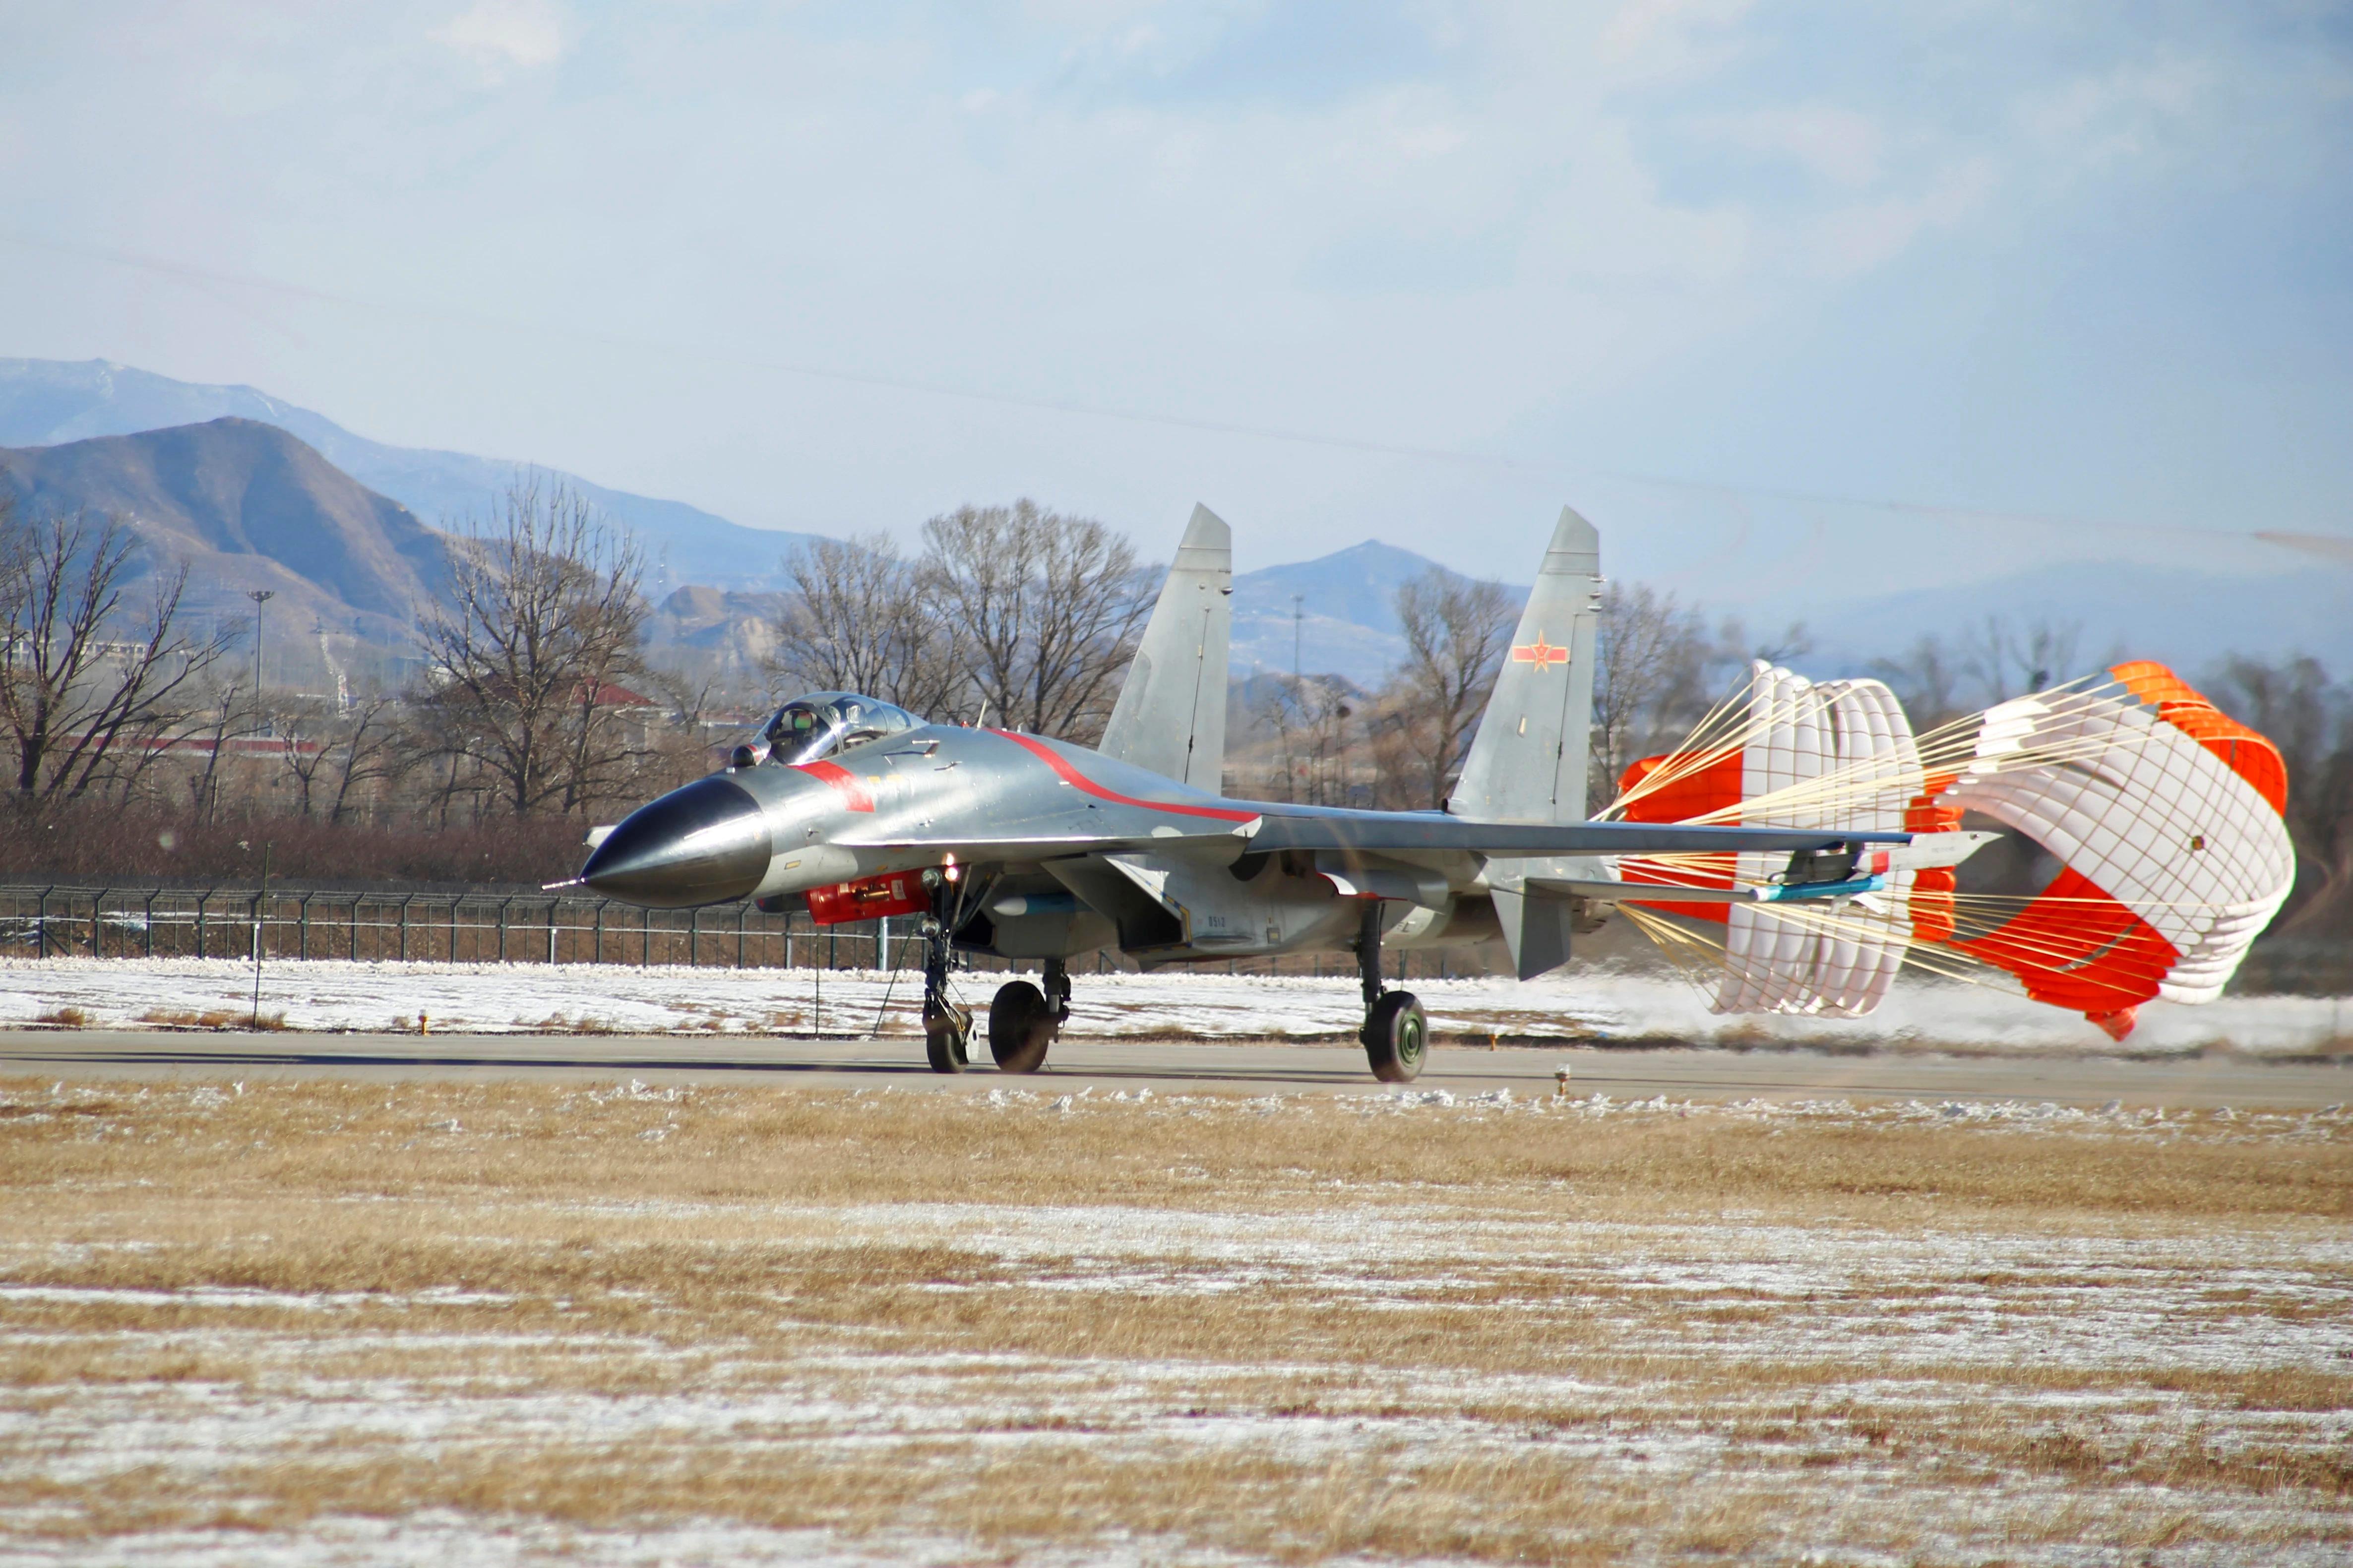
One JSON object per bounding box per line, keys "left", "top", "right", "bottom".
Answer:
{"left": 1611, "top": 664, "right": 1922, "bottom": 1017}
{"left": 1925, "top": 662, "right": 2293, "bottom": 1039}
{"left": 1603, "top": 660, "right": 2294, "bottom": 1040}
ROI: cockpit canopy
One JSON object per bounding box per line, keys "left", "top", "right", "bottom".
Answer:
{"left": 734, "top": 692, "right": 919, "bottom": 769}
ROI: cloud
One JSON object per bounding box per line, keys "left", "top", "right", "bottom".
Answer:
{"left": 1702, "top": 103, "right": 1885, "bottom": 190}
{"left": 1803, "top": 156, "right": 1997, "bottom": 280}
{"left": 431, "top": 0, "right": 568, "bottom": 79}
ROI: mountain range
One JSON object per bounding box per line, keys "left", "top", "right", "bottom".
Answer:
{"left": 0, "top": 357, "right": 2344, "bottom": 695}
{"left": 0, "top": 419, "right": 448, "bottom": 687}
{"left": 0, "top": 359, "right": 820, "bottom": 592}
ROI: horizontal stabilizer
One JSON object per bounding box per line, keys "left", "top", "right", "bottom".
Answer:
{"left": 1248, "top": 812, "right": 1907, "bottom": 858}
{"left": 1492, "top": 886, "right": 1575, "bottom": 980}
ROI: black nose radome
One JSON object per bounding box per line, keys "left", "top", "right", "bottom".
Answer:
{"left": 581, "top": 776, "right": 772, "bottom": 907}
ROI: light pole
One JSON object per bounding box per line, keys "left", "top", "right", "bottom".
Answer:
{"left": 247, "top": 589, "right": 274, "bottom": 694}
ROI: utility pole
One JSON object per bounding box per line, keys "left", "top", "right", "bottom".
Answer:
{"left": 248, "top": 589, "right": 274, "bottom": 694}
{"left": 250, "top": 842, "right": 271, "bottom": 1029}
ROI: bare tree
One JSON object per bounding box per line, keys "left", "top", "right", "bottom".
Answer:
{"left": 1588, "top": 582, "right": 1734, "bottom": 808}
{"left": 2205, "top": 653, "right": 2353, "bottom": 934}
{"left": 411, "top": 480, "right": 653, "bottom": 816}
{"left": 1375, "top": 570, "right": 1516, "bottom": 809}
{"left": 1960, "top": 615, "right": 2086, "bottom": 703}
{"left": 1868, "top": 634, "right": 1969, "bottom": 730}
{"left": 275, "top": 691, "right": 403, "bottom": 823}
{"left": 183, "top": 675, "right": 262, "bottom": 826}
{"left": 0, "top": 494, "right": 229, "bottom": 803}
{"left": 1247, "top": 674, "right": 1363, "bottom": 807}
{"left": 762, "top": 534, "right": 962, "bottom": 717}
{"left": 920, "top": 499, "right": 1151, "bottom": 742}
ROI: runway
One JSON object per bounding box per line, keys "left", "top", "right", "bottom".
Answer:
{"left": 2, "top": 1027, "right": 2346, "bottom": 1108}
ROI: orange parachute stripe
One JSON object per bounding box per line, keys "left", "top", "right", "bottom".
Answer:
{"left": 1616, "top": 750, "right": 1744, "bottom": 824}
{"left": 1949, "top": 865, "right": 2180, "bottom": 1015}
{"left": 1616, "top": 750, "right": 1743, "bottom": 922}
{"left": 2109, "top": 661, "right": 2289, "bottom": 814}
{"left": 1903, "top": 790, "right": 1964, "bottom": 944}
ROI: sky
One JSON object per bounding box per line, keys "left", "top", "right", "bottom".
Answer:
{"left": 2, "top": 0, "right": 2349, "bottom": 601}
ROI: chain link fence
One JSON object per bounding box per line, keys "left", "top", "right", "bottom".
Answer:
{"left": 0, "top": 883, "right": 1473, "bottom": 982}
{"left": 0, "top": 884, "right": 897, "bottom": 970}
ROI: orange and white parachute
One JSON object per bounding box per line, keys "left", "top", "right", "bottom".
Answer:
{"left": 1601, "top": 660, "right": 2295, "bottom": 1039}
{"left": 1921, "top": 662, "right": 2294, "bottom": 1038}
{"left": 1610, "top": 666, "right": 1922, "bottom": 1017}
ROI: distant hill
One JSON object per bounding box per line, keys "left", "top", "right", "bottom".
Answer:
{"left": 644, "top": 584, "right": 793, "bottom": 689}
{"left": 1229, "top": 537, "right": 2352, "bottom": 690}
{"left": 1802, "top": 559, "right": 2353, "bottom": 685}
{"left": 0, "top": 358, "right": 823, "bottom": 591}
{"left": 1231, "top": 540, "right": 1529, "bottom": 682}
{"left": 0, "top": 418, "right": 450, "bottom": 687}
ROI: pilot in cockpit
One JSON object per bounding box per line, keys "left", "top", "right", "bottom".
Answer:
{"left": 731, "top": 692, "right": 918, "bottom": 770}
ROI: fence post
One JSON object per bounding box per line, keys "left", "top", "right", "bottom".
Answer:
{"left": 143, "top": 890, "right": 157, "bottom": 959}
{"left": 641, "top": 905, "right": 650, "bottom": 967}
{"left": 594, "top": 899, "right": 604, "bottom": 964}
{"left": 548, "top": 901, "right": 558, "bottom": 965}
{"left": 448, "top": 897, "right": 458, "bottom": 963}
{"left": 91, "top": 888, "right": 109, "bottom": 958}
{"left": 36, "top": 886, "right": 50, "bottom": 960}
{"left": 737, "top": 904, "right": 746, "bottom": 969}
{"left": 196, "top": 890, "right": 208, "bottom": 960}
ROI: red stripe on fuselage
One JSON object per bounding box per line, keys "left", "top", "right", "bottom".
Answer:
{"left": 795, "top": 759, "right": 874, "bottom": 812}
{"left": 989, "top": 730, "right": 1259, "bottom": 822}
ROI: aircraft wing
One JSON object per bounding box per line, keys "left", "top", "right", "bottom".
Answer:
{"left": 846, "top": 814, "right": 1905, "bottom": 862}
{"left": 1245, "top": 812, "right": 1907, "bottom": 857}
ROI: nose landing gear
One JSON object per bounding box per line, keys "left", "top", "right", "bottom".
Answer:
{"left": 920, "top": 909, "right": 971, "bottom": 1074}
{"left": 1357, "top": 902, "right": 1426, "bottom": 1083}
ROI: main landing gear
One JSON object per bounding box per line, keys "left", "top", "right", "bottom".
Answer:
{"left": 1357, "top": 902, "right": 1426, "bottom": 1083}
{"left": 989, "top": 957, "right": 1069, "bottom": 1074}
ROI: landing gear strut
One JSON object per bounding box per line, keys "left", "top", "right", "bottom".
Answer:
{"left": 920, "top": 874, "right": 972, "bottom": 1073}
{"left": 1357, "top": 902, "right": 1426, "bottom": 1083}
{"left": 989, "top": 956, "right": 1068, "bottom": 1075}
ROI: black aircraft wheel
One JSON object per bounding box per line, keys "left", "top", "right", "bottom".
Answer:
{"left": 1362, "top": 991, "right": 1428, "bottom": 1084}
{"left": 924, "top": 998, "right": 971, "bottom": 1074}
{"left": 989, "top": 980, "right": 1057, "bottom": 1074}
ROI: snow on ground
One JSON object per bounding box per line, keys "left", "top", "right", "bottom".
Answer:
{"left": 3, "top": 955, "right": 2349, "bottom": 1055}
{"left": 3, "top": 1084, "right": 2346, "bottom": 1565}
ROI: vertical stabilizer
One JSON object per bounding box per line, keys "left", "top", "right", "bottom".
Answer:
{"left": 1453, "top": 505, "right": 1603, "bottom": 824}
{"left": 1099, "top": 503, "right": 1232, "bottom": 791}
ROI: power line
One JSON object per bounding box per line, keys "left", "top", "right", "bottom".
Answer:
{"left": 5, "top": 226, "right": 2347, "bottom": 565}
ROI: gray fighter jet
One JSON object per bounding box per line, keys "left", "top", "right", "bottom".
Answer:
{"left": 578, "top": 507, "right": 1920, "bottom": 1081}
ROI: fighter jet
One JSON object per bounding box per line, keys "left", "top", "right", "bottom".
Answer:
{"left": 577, "top": 506, "right": 1933, "bottom": 1081}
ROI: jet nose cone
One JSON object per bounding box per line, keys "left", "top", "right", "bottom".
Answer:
{"left": 580, "top": 775, "right": 772, "bottom": 907}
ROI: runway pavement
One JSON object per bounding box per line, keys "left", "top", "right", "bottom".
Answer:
{"left": 1, "top": 1027, "right": 2347, "bottom": 1108}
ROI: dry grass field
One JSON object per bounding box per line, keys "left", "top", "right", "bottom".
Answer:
{"left": 0, "top": 1078, "right": 2347, "bottom": 1565}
